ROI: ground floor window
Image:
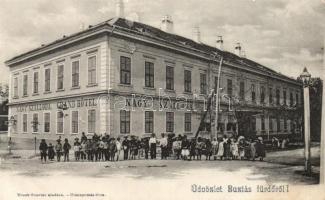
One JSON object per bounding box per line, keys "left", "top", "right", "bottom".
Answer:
{"left": 44, "top": 113, "right": 50, "bottom": 133}
{"left": 120, "top": 110, "right": 130, "bottom": 134}
{"left": 277, "top": 118, "right": 281, "bottom": 132}
{"left": 166, "top": 112, "right": 174, "bottom": 132}
{"left": 145, "top": 111, "right": 154, "bottom": 133}
{"left": 269, "top": 118, "right": 273, "bottom": 132}
{"left": 261, "top": 116, "right": 265, "bottom": 131}
{"left": 32, "top": 113, "right": 39, "bottom": 133}
{"left": 184, "top": 113, "right": 191, "bottom": 132}
{"left": 23, "top": 114, "right": 27, "bottom": 133}
{"left": 57, "top": 111, "right": 64, "bottom": 134}
{"left": 71, "top": 111, "right": 79, "bottom": 134}
{"left": 88, "top": 109, "right": 96, "bottom": 134}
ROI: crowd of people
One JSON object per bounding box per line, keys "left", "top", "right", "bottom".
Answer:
{"left": 38, "top": 132, "right": 266, "bottom": 163}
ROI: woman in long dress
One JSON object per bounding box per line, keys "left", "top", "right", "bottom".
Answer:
{"left": 217, "top": 138, "right": 224, "bottom": 160}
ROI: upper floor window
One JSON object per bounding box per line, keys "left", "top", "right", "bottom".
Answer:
{"left": 13, "top": 77, "right": 18, "bottom": 97}
{"left": 120, "top": 56, "right": 131, "bottom": 85}
{"left": 269, "top": 87, "right": 273, "bottom": 104}
{"left": 269, "top": 117, "right": 273, "bottom": 131}
{"left": 57, "top": 65, "right": 64, "bottom": 90}
{"left": 88, "top": 56, "right": 97, "bottom": 85}
{"left": 23, "top": 74, "right": 28, "bottom": 96}
{"left": 33, "top": 72, "right": 39, "bottom": 94}
{"left": 251, "top": 84, "right": 256, "bottom": 103}
{"left": 72, "top": 60, "right": 80, "bottom": 87}
{"left": 71, "top": 111, "right": 79, "bottom": 134}
{"left": 166, "top": 66, "right": 174, "bottom": 90}
{"left": 145, "top": 61, "right": 154, "bottom": 88}
{"left": 296, "top": 93, "right": 299, "bottom": 105}
{"left": 283, "top": 90, "right": 287, "bottom": 105}
{"left": 290, "top": 92, "right": 293, "bottom": 107}
{"left": 44, "top": 68, "right": 51, "bottom": 92}
{"left": 239, "top": 81, "right": 245, "bottom": 100}
{"left": 260, "top": 86, "right": 265, "bottom": 104}
{"left": 276, "top": 89, "right": 280, "bottom": 105}
{"left": 200, "top": 73, "right": 207, "bottom": 94}
{"left": 227, "top": 79, "right": 233, "bottom": 96}
{"left": 184, "top": 70, "right": 191, "bottom": 93}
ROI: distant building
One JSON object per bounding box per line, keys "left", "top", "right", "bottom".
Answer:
{"left": 0, "top": 97, "right": 8, "bottom": 133}
{"left": 4, "top": 17, "right": 302, "bottom": 141}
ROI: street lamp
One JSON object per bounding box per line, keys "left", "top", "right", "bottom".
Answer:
{"left": 300, "top": 67, "right": 312, "bottom": 175}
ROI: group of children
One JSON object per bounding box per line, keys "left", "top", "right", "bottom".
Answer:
{"left": 38, "top": 133, "right": 266, "bottom": 163}
{"left": 172, "top": 135, "right": 266, "bottom": 161}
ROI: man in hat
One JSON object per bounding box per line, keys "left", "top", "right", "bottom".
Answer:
{"left": 55, "top": 139, "right": 63, "bottom": 162}
{"left": 160, "top": 133, "right": 168, "bottom": 160}
{"left": 63, "top": 138, "right": 71, "bottom": 162}
{"left": 122, "top": 136, "right": 130, "bottom": 160}
{"left": 149, "top": 133, "right": 157, "bottom": 159}
{"left": 39, "top": 139, "right": 48, "bottom": 163}
{"left": 73, "top": 138, "right": 81, "bottom": 161}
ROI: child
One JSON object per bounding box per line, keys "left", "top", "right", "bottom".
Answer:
{"left": 231, "top": 139, "right": 239, "bottom": 160}
{"left": 39, "top": 139, "right": 48, "bottom": 163}
{"left": 73, "top": 138, "right": 81, "bottom": 161}
{"left": 63, "top": 138, "right": 71, "bottom": 162}
{"left": 48, "top": 143, "right": 55, "bottom": 161}
{"left": 55, "top": 139, "right": 62, "bottom": 162}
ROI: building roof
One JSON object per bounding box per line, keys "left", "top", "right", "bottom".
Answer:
{"left": 5, "top": 17, "right": 299, "bottom": 85}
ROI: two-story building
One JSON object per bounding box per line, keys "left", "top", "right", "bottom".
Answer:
{"left": 4, "top": 17, "right": 302, "bottom": 143}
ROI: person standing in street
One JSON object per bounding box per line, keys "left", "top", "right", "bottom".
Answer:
{"left": 63, "top": 138, "right": 71, "bottom": 162}
{"left": 122, "top": 136, "right": 130, "bottom": 160}
{"left": 115, "top": 138, "right": 122, "bottom": 161}
{"left": 48, "top": 143, "right": 55, "bottom": 161}
{"left": 39, "top": 139, "right": 48, "bottom": 163}
{"left": 149, "top": 133, "right": 157, "bottom": 159}
{"left": 160, "top": 133, "right": 168, "bottom": 160}
{"left": 55, "top": 139, "right": 63, "bottom": 162}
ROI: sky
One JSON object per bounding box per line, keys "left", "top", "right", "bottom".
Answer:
{"left": 0, "top": 0, "right": 324, "bottom": 84}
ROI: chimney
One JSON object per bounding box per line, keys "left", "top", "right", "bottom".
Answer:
{"left": 115, "top": 0, "right": 124, "bottom": 18}
{"left": 241, "top": 50, "right": 246, "bottom": 58}
{"left": 193, "top": 26, "right": 201, "bottom": 43}
{"left": 216, "top": 36, "right": 223, "bottom": 50}
{"left": 234, "top": 42, "right": 242, "bottom": 57}
{"left": 79, "top": 22, "right": 85, "bottom": 31}
{"left": 160, "top": 15, "right": 174, "bottom": 33}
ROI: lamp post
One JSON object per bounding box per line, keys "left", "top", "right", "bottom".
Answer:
{"left": 300, "top": 67, "right": 312, "bottom": 175}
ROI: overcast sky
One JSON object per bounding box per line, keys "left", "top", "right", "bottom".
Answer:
{"left": 0, "top": 0, "right": 324, "bottom": 84}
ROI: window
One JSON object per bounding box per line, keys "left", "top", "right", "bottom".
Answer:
{"left": 261, "top": 116, "right": 265, "bottom": 131}
{"left": 44, "top": 113, "right": 50, "bottom": 133}
{"left": 214, "top": 76, "right": 219, "bottom": 90}
{"left": 72, "top": 60, "right": 80, "bottom": 87}
{"left": 33, "top": 72, "right": 39, "bottom": 94}
{"left": 251, "top": 84, "right": 256, "bottom": 103}
{"left": 166, "top": 112, "right": 174, "bottom": 132}
{"left": 32, "top": 113, "right": 39, "bottom": 133}
{"left": 269, "top": 118, "right": 273, "bottom": 131}
{"left": 296, "top": 93, "right": 299, "bottom": 105}
{"left": 57, "top": 65, "right": 64, "bottom": 90}
{"left": 251, "top": 117, "right": 256, "bottom": 132}
{"left": 57, "top": 111, "right": 64, "bottom": 134}
{"left": 145, "top": 111, "right": 154, "bottom": 133}
{"left": 277, "top": 118, "right": 281, "bottom": 131}
{"left": 227, "top": 79, "right": 233, "bottom": 96}
{"left": 260, "top": 86, "right": 265, "bottom": 104}
{"left": 44, "top": 68, "right": 51, "bottom": 92}
{"left": 184, "top": 70, "right": 191, "bottom": 93}
{"left": 166, "top": 66, "right": 174, "bottom": 90}
{"left": 120, "top": 110, "right": 130, "bottom": 134}
{"left": 283, "top": 90, "right": 287, "bottom": 105}
{"left": 184, "top": 113, "right": 191, "bottom": 132}
{"left": 200, "top": 73, "right": 207, "bottom": 94}
{"left": 88, "top": 109, "right": 96, "bottom": 133}
{"left": 276, "top": 89, "right": 280, "bottom": 105}
{"left": 239, "top": 81, "right": 245, "bottom": 100}
{"left": 290, "top": 92, "right": 293, "bottom": 107}
{"left": 23, "top": 74, "right": 28, "bottom": 96}
{"left": 88, "top": 56, "right": 97, "bottom": 85}
{"left": 145, "top": 61, "right": 154, "bottom": 88}
{"left": 13, "top": 77, "right": 18, "bottom": 97}
{"left": 284, "top": 118, "right": 287, "bottom": 131}
{"left": 269, "top": 87, "right": 273, "bottom": 104}
{"left": 22, "top": 114, "right": 27, "bottom": 133}
{"left": 71, "top": 111, "right": 79, "bottom": 134}
{"left": 120, "top": 56, "right": 131, "bottom": 85}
